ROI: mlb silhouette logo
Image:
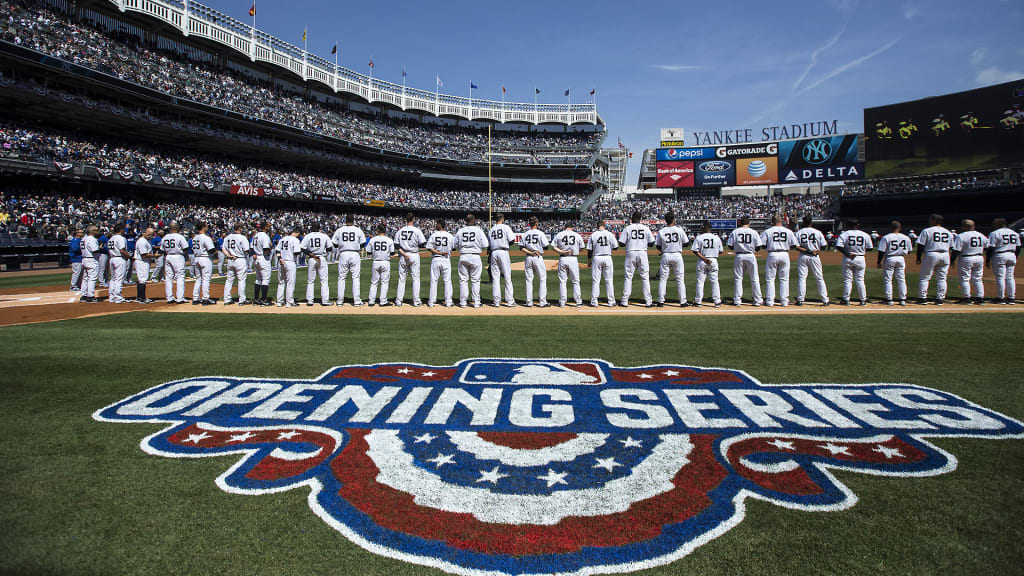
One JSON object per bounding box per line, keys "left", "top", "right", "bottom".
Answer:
{"left": 460, "top": 360, "right": 606, "bottom": 385}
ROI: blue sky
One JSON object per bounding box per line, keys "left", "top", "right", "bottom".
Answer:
{"left": 203, "top": 0, "right": 1022, "bottom": 183}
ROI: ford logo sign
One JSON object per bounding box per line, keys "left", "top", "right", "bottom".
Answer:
{"left": 699, "top": 161, "right": 730, "bottom": 172}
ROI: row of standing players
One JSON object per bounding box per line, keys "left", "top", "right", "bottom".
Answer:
{"left": 72, "top": 211, "right": 1021, "bottom": 308}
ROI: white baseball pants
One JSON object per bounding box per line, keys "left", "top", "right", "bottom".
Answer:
{"left": 490, "top": 250, "right": 514, "bottom": 305}
{"left": 134, "top": 260, "right": 151, "bottom": 288}
{"left": 396, "top": 253, "right": 421, "bottom": 305}
{"left": 306, "top": 255, "right": 330, "bottom": 303}
{"left": 882, "top": 256, "right": 907, "bottom": 302}
{"left": 524, "top": 255, "right": 548, "bottom": 305}
{"left": 192, "top": 257, "right": 213, "bottom": 301}
{"left": 81, "top": 258, "right": 98, "bottom": 298}
{"left": 97, "top": 253, "right": 109, "bottom": 286}
{"left": 764, "top": 252, "right": 791, "bottom": 306}
{"left": 164, "top": 254, "right": 186, "bottom": 302}
{"left": 622, "top": 251, "right": 652, "bottom": 306}
{"left": 368, "top": 260, "right": 391, "bottom": 304}
{"left": 796, "top": 254, "right": 828, "bottom": 303}
{"left": 429, "top": 257, "right": 453, "bottom": 305}
{"left": 919, "top": 252, "right": 950, "bottom": 300}
{"left": 957, "top": 255, "right": 984, "bottom": 299}
{"left": 658, "top": 252, "right": 686, "bottom": 304}
{"left": 842, "top": 255, "right": 867, "bottom": 302}
{"left": 108, "top": 257, "right": 127, "bottom": 303}
{"left": 224, "top": 257, "right": 249, "bottom": 303}
{"left": 590, "top": 255, "right": 615, "bottom": 306}
{"left": 991, "top": 253, "right": 1017, "bottom": 300}
{"left": 733, "top": 253, "right": 762, "bottom": 305}
{"left": 337, "top": 252, "right": 362, "bottom": 305}
{"left": 695, "top": 258, "right": 720, "bottom": 305}
{"left": 557, "top": 256, "right": 581, "bottom": 306}
{"left": 276, "top": 260, "right": 297, "bottom": 305}
{"left": 458, "top": 254, "right": 482, "bottom": 306}
{"left": 70, "top": 262, "right": 82, "bottom": 290}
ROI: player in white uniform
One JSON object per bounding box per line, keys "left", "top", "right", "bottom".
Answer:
{"left": 987, "top": 218, "right": 1020, "bottom": 305}
{"left": 916, "top": 214, "right": 953, "bottom": 305}
{"left": 275, "top": 228, "right": 302, "bottom": 307}
{"left": 488, "top": 213, "right": 516, "bottom": 307}
{"left": 133, "top": 227, "right": 156, "bottom": 304}
{"left": 149, "top": 229, "right": 165, "bottom": 283}
{"left": 619, "top": 212, "right": 656, "bottom": 307}
{"left": 79, "top": 226, "right": 101, "bottom": 302}
{"left": 586, "top": 221, "right": 618, "bottom": 307}
{"left": 161, "top": 223, "right": 188, "bottom": 304}
{"left": 552, "top": 223, "right": 584, "bottom": 307}
{"left": 727, "top": 217, "right": 763, "bottom": 306}
{"left": 760, "top": 216, "right": 797, "bottom": 307}
{"left": 691, "top": 221, "right": 724, "bottom": 307}
{"left": 521, "top": 217, "right": 551, "bottom": 307}
{"left": 250, "top": 222, "right": 273, "bottom": 306}
{"left": 794, "top": 217, "right": 830, "bottom": 306}
{"left": 656, "top": 213, "right": 690, "bottom": 307}
{"left": 301, "top": 223, "right": 332, "bottom": 306}
{"left": 454, "top": 214, "right": 489, "bottom": 308}
{"left": 835, "top": 219, "right": 873, "bottom": 306}
{"left": 222, "top": 223, "right": 252, "bottom": 306}
{"left": 190, "top": 223, "right": 216, "bottom": 306}
{"left": 106, "top": 224, "right": 130, "bottom": 304}
{"left": 366, "top": 225, "right": 396, "bottom": 306}
{"left": 876, "top": 220, "right": 912, "bottom": 305}
{"left": 332, "top": 215, "right": 367, "bottom": 306}
{"left": 394, "top": 213, "right": 427, "bottom": 307}
{"left": 426, "top": 221, "right": 455, "bottom": 307}
{"left": 951, "top": 219, "right": 988, "bottom": 305}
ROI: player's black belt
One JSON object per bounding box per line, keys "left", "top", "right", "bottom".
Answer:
{"left": 996, "top": 249, "right": 1016, "bottom": 253}
{"left": 559, "top": 255, "right": 578, "bottom": 258}
{"left": 432, "top": 255, "right": 450, "bottom": 258}
{"left": 341, "top": 250, "right": 360, "bottom": 253}
{"left": 735, "top": 251, "right": 753, "bottom": 255}
{"left": 769, "top": 249, "right": 788, "bottom": 252}
{"left": 81, "top": 256, "right": 96, "bottom": 259}
{"left": 926, "top": 250, "right": 948, "bottom": 253}
{"left": 491, "top": 248, "right": 508, "bottom": 251}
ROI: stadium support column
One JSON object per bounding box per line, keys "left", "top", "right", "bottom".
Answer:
{"left": 488, "top": 124, "right": 493, "bottom": 226}
{"left": 182, "top": 0, "right": 190, "bottom": 36}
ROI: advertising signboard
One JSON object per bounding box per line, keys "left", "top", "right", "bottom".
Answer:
{"left": 735, "top": 156, "right": 778, "bottom": 185}
{"left": 655, "top": 161, "right": 694, "bottom": 188}
{"left": 778, "top": 135, "right": 863, "bottom": 183}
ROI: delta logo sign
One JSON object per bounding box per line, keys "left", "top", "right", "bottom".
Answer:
{"left": 95, "top": 359, "right": 1024, "bottom": 576}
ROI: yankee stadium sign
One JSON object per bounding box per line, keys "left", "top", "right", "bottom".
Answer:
{"left": 95, "top": 359, "right": 1024, "bottom": 576}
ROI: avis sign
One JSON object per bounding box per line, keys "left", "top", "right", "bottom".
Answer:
{"left": 95, "top": 359, "right": 1023, "bottom": 576}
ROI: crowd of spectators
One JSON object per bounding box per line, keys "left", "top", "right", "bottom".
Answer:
{"left": 1, "top": 2, "right": 603, "bottom": 165}
{"left": 0, "top": 122, "right": 588, "bottom": 212}
{"left": 838, "top": 171, "right": 1007, "bottom": 197}
{"left": 583, "top": 193, "right": 836, "bottom": 230}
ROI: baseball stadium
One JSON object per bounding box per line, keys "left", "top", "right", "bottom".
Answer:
{"left": 1, "top": 1, "right": 1022, "bottom": 575}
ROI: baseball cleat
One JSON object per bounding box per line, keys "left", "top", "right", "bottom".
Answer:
{"left": 557, "top": 302, "right": 566, "bottom": 308}
{"left": 459, "top": 303, "right": 467, "bottom": 308}
{"left": 395, "top": 301, "right": 403, "bottom": 307}
{"left": 285, "top": 303, "right": 297, "bottom": 308}
{"left": 693, "top": 302, "right": 702, "bottom": 307}
{"left": 935, "top": 299, "right": 944, "bottom": 306}
{"left": 714, "top": 302, "right": 721, "bottom": 308}
{"left": 353, "top": 302, "right": 364, "bottom": 307}
{"left": 321, "top": 302, "right": 332, "bottom": 307}
{"left": 899, "top": 300, "right": 907, "bottom": 306}
{"left": 839, "top": 299, "right": 849, "bottom": 306}
{"left": 860, "top": 300, "right": 868, "bottom": 306}
{"left": 655, "top": 302, "right": 664, "bottom": 308}
{"left": 445, "top": 302, "right": 453, "bottom": 307}
{"left": 538, "top": 302, "right": 549, "bottom": 308}
{"left": 524, "top": 302, "right": 533, "bottom": 307}
{"left": 380, "top": 302, "right": 394, "bottom": 307}
{"left": 192, "top": 300, "right": 201, "bottom": 306}
{"left": 224, "top": 301, "right": 235, "bottom": 305}
{"left": 472, "top": 303, "right": 481, "bottom": 308}
{"left": 680, "top": 302, "right": 690, "bottom": 308}
{"left": 427, "top": 303, "right": 435, "bottom": 308}
{"left": 885, "top": 300, "right": 894, "bottom": 306}
{"left": 504, "top": 302, "right": 517, "bottom": 307}
{"left": 795, "top": 300, "right": 803, "bottom": 306}
{"left": 368, "top": 302, "right": 376, "bottom": 307}
{"left": 239, "top": 301, "right": 253, "bottom": 306}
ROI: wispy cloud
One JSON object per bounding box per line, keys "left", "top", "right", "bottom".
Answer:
{"left": 976, "top": 66, "right": 1024, "bottom": 86}
{"left": 902, "top": 2, "right": 922, "bottom": 19}
{"left": 796, "top": 39, "right": 900, "bottom": 96}
{"left": 650, "top": 64, "right": 704, "bottom": 72}
{"left": 970, "top": 47, "right": 988, "bottom": 67}
{"left": 793, "top": 22, "right": 847, "bottom": 91}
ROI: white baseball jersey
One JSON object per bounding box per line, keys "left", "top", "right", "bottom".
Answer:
{"left": 917, "top": 226, "right": 954, "bottom": 252}
{"left": 521, "top": 228, "right": 550, "bottom": 255}
{"left": 656, "top": 226, "right": 689, "bottom": 253}
{"left": 395, "top": 225, "right": 427, "bottom": 253}
{"left": 488, "top": 223, "right": 514, "bottom": 250}
{"left": 552, "top": 230, "right": 584, "bottom": 256}
{"left": 761, "top": 226, "right": 797, "bottom": 252}
{"left": 692, "top": 232, "right": 724, "bottom": 258}
{"left": 454, "top": 226, "right": 488, "bottom": 254}
{"left": 332, "top": 225, "right": 367, "bottom": 252}
{"left": 161, "top": 233, "right": 188, "bottom": 255}
{"left": 191, "top": 233, "right": 215, "bottom": 259}
{"left": 300, "top": 231, "right": 332, "bottom": 256}
{"left": 619, "top": 223, "right": 655, "bottom": 252}
{"left": 367, "top": 235, "right": 396, "bottom": 261}
{"left": 252, "top": 232, "right": 272, "bottom": 256}
{"left": 727, "top": 227, "right": 762, "bottom": 253}
{"left": 878, "top": 233, "right": 913, "bottom": 258}
{"left": 81, "top": 235, "right": 99, "bottom": 259}
{"left": 222, "top": 233, "right": 250, "bottom": 259}
{"left": 134, "top": 237, "right": 153, "bottom": 260}
{"left": 953, "top": 230, "right": 988, "bottom": 257}
{"left": 106, "top": 234, "right": 127, "bottom": 259}
{"left": 276, "top": 236, "right": 301, "bottom": 262}
{"left": 427, "top": 231, "right": 455, "bottom": 257}
{"left": 587, "top": 230, "right": 617, "bottom": 257}
{"left": 988, "top": 227, "right": 1021, "bottom": 254}
{"left": 836, "top": 230, "right": 873, "bottom": 256}
{"left": 795, "top": 227, "right": 828, "bottom": 253}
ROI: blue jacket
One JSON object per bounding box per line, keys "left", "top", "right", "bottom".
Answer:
{"left": 69, "top": 237, "right": 83, "bottom": 263}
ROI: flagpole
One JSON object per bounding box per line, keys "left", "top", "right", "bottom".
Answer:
{"left": 469, "top": 83, "right": 473, "bottom": 119}
{"left": 435, "top": 76, "right": 440, "bottom": 116}
{"left": 302, "top": 27, "right": 307, "bottom": 79}
{"left": 534, "top": 87, "right": 538, "bottom": 125}
{"left": 250, "top": 0, "right": 255, "bottom": 60}
{"left": 488, "top": 124, "right": 492, "bottom": 227}
{"left": 401, "top": 67, "right": 406, "bottom": 109}
{"left": 333, "top": 42, "right": 338, "bottom": 91}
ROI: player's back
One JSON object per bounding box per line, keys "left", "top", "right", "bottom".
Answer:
{"left": 955, "top": 230, "right": 987, "bottom": 256}
{"left": 692, "top": 233, "right": 723, "bottom": 258}
{"left": 838, "top": 230, "right": 872, "bottom": 255}
{"left": 620, "top": 224, "right": 653, "bottom": 252}
{"left": 879, "top": 233, "right": 912, "bottom": 257}
{"left": 657, "top": 225, "right": 687, "bottom": 253}
{"left": 333, "top": 226, "right": 366, "bottom": 252}
{"left": 728, "top": 227, "right": 760, "bottom": 253}
{"left": 918, "top": 226, "right": 953, "bottom": 252}
{"left": 368, "top": 235, "right": 395, "bottom": 260}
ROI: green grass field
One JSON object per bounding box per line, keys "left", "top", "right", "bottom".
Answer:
{"left": 1, "top": 311, "right": 1022, "bottom": 575}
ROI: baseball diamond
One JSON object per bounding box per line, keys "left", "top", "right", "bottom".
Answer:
{"left": 1, "top": 0, "right": 1024, "bottom": 575}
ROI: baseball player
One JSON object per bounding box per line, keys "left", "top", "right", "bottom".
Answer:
{"left": 215, "top": 234, "right": 225, "bottom": 276}
{"left": 133, "top": 227, "right": 157, "bottom": 304}
{"left": 916, "top": 214, "right": 953, "bottom": 305}
{"left": 123, "top": 232, "right": 136, "bottom": 286}
{"left": 761, "top": 215, "right": 797, "bottom": 307}
{"left": 836, "top": 219, "right": 873, "bottom": 306}
{"left": 332, "top": 215, "right": 367, "bottom": 306}
{"left": 656, "top": 213, "right": 690, "bottom": 307}
{"left": 79, "top": 225, "right": 101, "bottom": 303}
{"left": 876, "top": 220, "right": 912, "bottom": 306}
{"left": 222, "top": 223, "right": 252, "bottom": 306}
{"left": 586, "top": 220, "right": 617, "bottom": 307}
{"left": 426, "top": 220, "right": 455, "bottom": 307}
{"left": 986, "top": 218, "right": 1019, "bottom": 305}
{"left": 394, "top": 213, "right": 427, "bottom": 307}
{"left": 96, "top": 228, "right": 109, "bottom": 288}
{"left": 521, "top": 216, "right": 551, "bottom": 307}
{"left": 727, "top": 217, "right": 763, "bottom": 306}
{"left": 691, "top": 221, "right": 723, "bottom": 307}
{"left": 366, "top": 225, "right": 395, "bottom": 307}
{"left": 161, "top": 223, "right": 188, "bottom": 303}
{"left": 794, "top": 216, "right": 829, "bottom": 306}
{"left": 454, "top": 213, "right": 488, "bottom": 308}
{"left": 69, "top": 228, "right": 83, "bottom": 292}
{"left": 552, "top": 222, "right": 584, "bottom": 307}
{"left": 190, "top": 222, "right": 216, "bottom": 306}
{"left": 619, "top": 212, "right": 655, "bottom": 307}
{"left": 149, "top": 229, "right": 164, "bottom": 283}
{"left": 488, "top": 213, "right": 516, "bottom": 307}
{"left": 301, "top": 222, "right": 332, "bottom": 306}
{"left": 275, "top": 227, "right": 302, "bottom": 307}
{"left": 251, "top": 222, "right": 274, "bottom": 306}
{"left": 106, "top": 224, "right": 130, "bottom": 304}
{"left": 951, "top": 219, "right": 988, "bottom": 305}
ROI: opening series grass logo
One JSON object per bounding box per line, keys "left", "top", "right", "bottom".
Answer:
{"left": 94, "top": 359, "right": 1024, "bottom": 576}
